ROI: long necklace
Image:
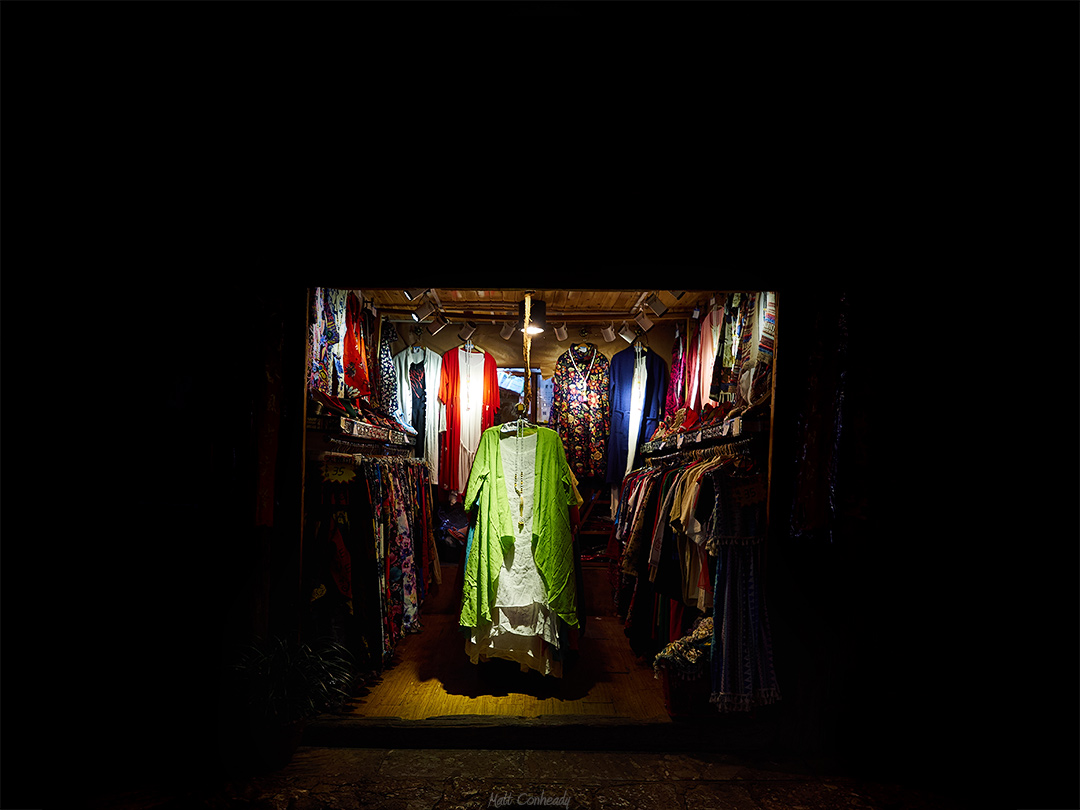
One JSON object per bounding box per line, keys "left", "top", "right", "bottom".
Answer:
{"left": 463, "top": 347, "right": 473, "bottom": 411}
{"left": 568, "top": 344, "right": 597, "bottom": 403}
{"left": 513, "top": 421, "right": 526, "bottom": 532}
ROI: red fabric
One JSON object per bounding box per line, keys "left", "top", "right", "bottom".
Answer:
{"left": 438, "top": 348, "right": 500, "bottom": 494}
{"left": 342, "top": 293, "right": 371, "bottom": 397}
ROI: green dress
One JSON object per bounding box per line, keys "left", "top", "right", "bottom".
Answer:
{"left": 460, "top": 425, "right": 582, "bottom": 631}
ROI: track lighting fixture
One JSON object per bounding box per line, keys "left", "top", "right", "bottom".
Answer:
{"left": 403, "top": 288, "right": 430, "bottom": 301}
{"left": 601, "top": 322, "right": 617, "bottom": 342}
{"left": 645, "top": 294, "right": 668, "bottom": 317}
{"left": 554, "top": 323, "right": 568, "bottom": 341}
{"left": 634, "top": 311, "right": 654, "bottom": 332}
{"left": 618, "top": 321, "right": 636, "bottom": 343}
{"left": 411, "top": 300, "right": 435, "bottom": 322}
{"left": 500, "top": 321, "right": 516, "bottom": 340}
{"left": 427, "top": 313, "right": 449, "bottom": 335}
{"left": 457, "top": 320, "right": 477, "bottom": 341}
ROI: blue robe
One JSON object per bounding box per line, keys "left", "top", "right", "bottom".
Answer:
{"left": 606, "top": 344, "right": 669, "bottom": 486}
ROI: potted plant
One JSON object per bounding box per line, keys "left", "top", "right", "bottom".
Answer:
{"left": 225, "top": 636, "right": 356, "bottom": 771}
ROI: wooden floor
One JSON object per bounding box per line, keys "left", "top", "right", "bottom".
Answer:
{"left": 346, "top": 613, "right": 672, "bottom": 722}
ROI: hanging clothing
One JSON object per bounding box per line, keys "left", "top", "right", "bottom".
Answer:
{"left": 549, "top": 342, "right": 611, "bottom": 481}
{"left": 343, "top": 292, "right": 372, "bottom": 399}
{"left": 696, "top": 300, "right": 725, "bottom": 410}
{"left": 664, "top": 328, "right": 686, "bottom": 418}
{"left": 684, "top": 318, "right": 701, "bottom": 413}
{"left": 393, "top": 346, "right": 443, "bottom": 484}
{"left": 303, "top": 454, "right": 439, "bottom": 672}
{"left": 325, "top": 289, "right": 349, "bottom": 397}
{"left": 438, "top": 347, "right": 500, "bottom": 495}
{"left": 464, "top": 429, "right": 564, "bottom": 676}
{"left": 606, "top": 344, "right": 668, "bottom": 488}
{"left": 461, "top": 426, "right": 582, "bottom": 640}
{"left": 376, "top": 323, "right": 403, "bottom": 423}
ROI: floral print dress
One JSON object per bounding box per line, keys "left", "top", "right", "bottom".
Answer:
{"left": 549, "top": 343, "right": 611, "bottom": 481}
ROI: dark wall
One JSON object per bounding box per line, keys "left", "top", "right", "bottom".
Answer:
{"left": 17, "top": 280, "right": 1073, "bottom": 810}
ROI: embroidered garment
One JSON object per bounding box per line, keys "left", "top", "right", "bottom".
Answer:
{"left": 549, "top": 343, "right": 611, "bottom": 481}
{"left": 438, "top": 347, "right": 500, "bottom": 495}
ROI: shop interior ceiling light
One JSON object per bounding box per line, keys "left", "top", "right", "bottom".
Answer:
{"left": 518, "top": 299, "right": 546, "bottom": 335}
{"left": 412, "top": 300, "right": 435, "bottom": 322}
{"left": 403, "top": 288, "right": 429, "bottom": 301}
{"left": 457, "top": 321, "right": 477, "bottom": 341}
{"left": 634, "top": 311, "right": 655, "bottom": 331}
{"left": 427, "top": 313, "right": 449, "bottom": 335}
{"left": 645, "top": 294, "right": 668, "bottom": 317}
{"left": 500, "top": 321, "right": 516, "bottom": 340}
{"left": 601, "top": 322, "right": 617, "bottom": 342}
{"left": 619, "top": 321, "right": 636, "bottom": 343}
{"left": 554, "top": 323, "right": 568, "bottom": 341}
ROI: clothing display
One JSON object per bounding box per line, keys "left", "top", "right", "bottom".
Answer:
{"left": 303, "top": 452, "right": 439, "bottom": 671}
{"left": 460, "top": 425, "right": 583, "bottom": 676}
{"left": 304, "top": 286, "right": 781, "bottom": 720}
{"left": 612, "top": 440, "right": 779, "bottom": 714}
{"left": 606, "top": 343, "right": 668, "bottom": 488}
{"left": 393, "top": 345, "right": 444, "bottom": 484}
{"left": 549, "top": 342, "right": 611, "bottom": 481}
{"left": 438, "top": 346, "right": 500, "bottom": 496}
{"left": 343, "top": 291, "right": 372, "bottom": 399}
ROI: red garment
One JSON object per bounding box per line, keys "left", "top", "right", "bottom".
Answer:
{"left": 684, "top": 318, "right": 701, "bottom": 411}
{"left": 438, "top": 347, "right": 500, "bottom": 494}
{"left": 342, "top": 292, "right": 371, "bottom": 397}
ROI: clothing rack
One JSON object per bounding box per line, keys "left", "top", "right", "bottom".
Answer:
{"left": 644, "top": 436, "right": 758, "bottom": 468}
{"left": 318, "top": 434, "right": 414, "bottom": 457}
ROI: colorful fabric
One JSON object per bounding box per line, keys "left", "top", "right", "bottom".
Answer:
{"left": 309, "top": 287, "right": 333, "bottom": 395}
{"left": 342, "top": 292, "right": 372, "bottom": 398}
{"left": 664, "top": 329, "right": 686, "bottom": 418}
{"left": 549, "top": 343, "right": 611, "bottom": 480}
{"left": 654, "top": 616, "right": 713, "bottom": 681}
{"left": 376, "top": 323, "right": 401, "bottom": 420}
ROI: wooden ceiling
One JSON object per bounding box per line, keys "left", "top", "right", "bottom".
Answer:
{"left": 363, "top": 288, "right": 732, "bottom": 324}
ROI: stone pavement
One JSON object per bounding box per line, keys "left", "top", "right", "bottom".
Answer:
{"left": 87, "top": 746, "right": 967, "bottom": 810}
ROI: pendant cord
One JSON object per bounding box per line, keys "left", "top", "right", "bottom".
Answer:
{"left": 522, "top": 292, "right": 533, "bottom": 411}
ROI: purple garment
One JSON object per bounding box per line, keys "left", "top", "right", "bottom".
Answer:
{"left": 664, "top": 330, "right": 686, "bottom": 418}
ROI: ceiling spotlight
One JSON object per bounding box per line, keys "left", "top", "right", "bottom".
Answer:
{"left": 412, "top": 300, "right": 435, "bottom": 322}
{"left": 601, "top": 322, "right": 617, "bottom": 342}
{"left": 427, "top": 313, "right": 449, "bottom": 335}
{"left": 517, "top": 299, "right": 547, "bottom": 335}
{"left": 457, "top": 320, "right": 477, "bottom": 341}
{"left": 619, "top": 321, "right": 637, "bottom": 343}
{"left": 403, "top": 288, "right": 430, "bottom": 301}
{"left": 500, "top": 321, "right": 516, "bottom": 340}
{"left": 645, "top": 294, "right": 668, "bottom": 317}
{"left": 668, "top": 291, "right": 686, "bottom": 300}
{"left": 554, "top": 323, "right": 568, "bottom": 341}
{"left": 635, "top": 311, "right": 655, "bottom": 332}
